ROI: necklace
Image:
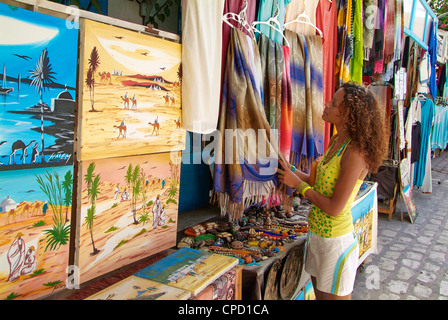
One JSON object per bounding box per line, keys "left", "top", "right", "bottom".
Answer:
{"left": 321, "top": 137, "right": 351, "bottom": 166}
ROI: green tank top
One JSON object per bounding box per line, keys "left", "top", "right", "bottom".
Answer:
{"left": 308, "top": 137, "right": 363, "bottom": 238}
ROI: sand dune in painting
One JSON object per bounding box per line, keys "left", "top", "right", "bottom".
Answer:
{"left": 78, "top": 20, "right": 185, "bottom": 161}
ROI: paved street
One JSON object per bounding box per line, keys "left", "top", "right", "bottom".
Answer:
{"left": 353, "top": 151, "right": 448, "bottom": 300}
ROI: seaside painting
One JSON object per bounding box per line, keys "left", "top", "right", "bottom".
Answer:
{"left": 0, "top": 165, "right": 73, "bottom": 300}
{"left": 77, "top": 19, "right": 184, "bottom": 161}
{"left": 75, "top": 152, "right": 181, "bottom": 283}
{"left": 0, "top": 3, "right": 78, "bottom": 170}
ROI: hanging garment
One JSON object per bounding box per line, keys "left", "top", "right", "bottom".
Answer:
{"left": 284, "top": 0, "right": 319, "bottom": 36}
{"left": 280, "top": 45, "right": 293, "bottom": 161}
{"left": 222, "top": 0, "right": 258, "bottom": 92}
{"left": 256, "top": 0, "right": 292, "bottom": 45}
{"left": 258, "top": 32, "right": 284, "bottom": 130}
{"left": 431, "top": 106, "right": 448, "bottom": 151}
{"left": 405, "top": 97, "right": 421, "bottom": 186}
{"left": 394, "top": 0, "right": 404, "bottom": 61}
{"left": 316, "top": 0, "right": 338, "bottom": 150}
{"left": 350, "top": 0, "right": 363, "bottom": 84}
{"left": 363, "top": 0, "right": 377, "bottom": 61}
{"left": 286, "top": 31, "right": 324, "bottom": 170}
{"left": 213, "top": 28, "right": 282, "bottom": 221}
{"left": 335, "top": 0, "right": 352, "bottom": 88}
{"left": 182, "top": 0, "right": 225, "bottom": 134}
{"left": 373, "top": 0, "right": 385, "bottom": 74}
{"left": 413, "top": 98, "right": 434, "bottom": 193}
{"left": 383, "top": 0, "right": 395, "bottom": 64}
{"left": 428, "top": 22, "right": 438, "bottom": 100}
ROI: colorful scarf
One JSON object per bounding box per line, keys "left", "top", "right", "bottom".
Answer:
{"left": 286, "top": 30, "right": 324, "bottom": 171}
{"left": 363, "top": 0, "right": 377, "bottom": 61}
{"left": 258, "top": 32, "right": 284, "bottom": 130}
{"left": 335, "top": 0, "right": 353, "bottom": 87}
{"left": 280, "top": 45, "right": 292, "bottom": 162}
{"left": 213, "top": 28, "right": 283, "bottom": 221}
{"left": 383, "top": 0, "right": 395, "bottom": 65}
{"left": 350, "top": 0, "right": 363, "bottom": 84}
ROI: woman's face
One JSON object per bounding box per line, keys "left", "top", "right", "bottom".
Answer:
{"left": 322, "top": 88, "right": 345, "bottom": 125}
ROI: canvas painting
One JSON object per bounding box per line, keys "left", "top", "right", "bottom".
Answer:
{"left": 0, "top": 165, "right": 73, "bottom": 300}
{"left": 76, "top": 152, "right": 181, "bottom": 283}
{"left": 133, "top": 248, "right": 239, "bottom": 296}
{"left": 0, "top": 3, "right": 78, "bottom": 169}
{"left": 85, "top": 275, "right": 191, "bottom": 300}
{"left": 77, "top": 19, "right": 184, "bottom": 161}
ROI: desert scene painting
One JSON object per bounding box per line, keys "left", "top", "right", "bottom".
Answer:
{"left": 77, "top": 19, "right": 185, "bottom": 161}
{"left": 0, "top": 165, "right": 73, "bottom": 300}
{"left": 76, "top": 152, "right": 181, "bottom": 284}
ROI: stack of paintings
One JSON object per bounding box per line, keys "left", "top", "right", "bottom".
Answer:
{"left": 0, "top": 3, "right": 78, "bottom": 299}
{"left": 75, "top": 19, "right": 184, "bottom": 284}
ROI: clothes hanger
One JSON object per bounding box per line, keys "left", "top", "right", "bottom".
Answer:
{"left": 251, "top": 6, "right": 291, "bottom": 47}
{"left": 222, "top": 1, "right": 256, "bottom": 41}
{"left": 283, "top": 2, "right": 323, "bottom": 38}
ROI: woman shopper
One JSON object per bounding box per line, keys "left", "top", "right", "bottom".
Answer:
{"left": 278, "top": 82, "right": 388, "bottom": 300}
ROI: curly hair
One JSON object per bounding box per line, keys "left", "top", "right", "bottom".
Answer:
{"left": 339, "top": 82, "right": 388, "bottom": 173}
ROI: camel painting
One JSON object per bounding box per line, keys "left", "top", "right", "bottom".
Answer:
{"left": 0, "top": 2, "right": 78, "bottom": 169}
{"left": 77, "top": 19, "right": 185, "bottom": 161}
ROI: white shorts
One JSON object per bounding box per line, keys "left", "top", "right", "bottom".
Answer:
{"left": 304, "top": 231, "right": 359, "bottom": 297}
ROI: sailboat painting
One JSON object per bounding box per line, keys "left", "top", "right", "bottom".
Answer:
{"left": 0, "top": 3, "right": 79, "bottom": 170}
{"left": 77, "top": 19, "right": 184, "bottom": 161}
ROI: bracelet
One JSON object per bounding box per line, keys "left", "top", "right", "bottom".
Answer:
{"left": 291, "top": 165, "right": 296, "bottom": 173}
{"left": 297, "top": 182, "right": 312, "bottom": 197}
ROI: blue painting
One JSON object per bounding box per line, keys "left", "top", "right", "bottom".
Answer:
{"left": 0, "top": 3, "right": 79, "bottom": 170}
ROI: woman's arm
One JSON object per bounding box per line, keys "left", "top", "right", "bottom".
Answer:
{"left": 278, "top": 146, "right": 367, "bottom": 217}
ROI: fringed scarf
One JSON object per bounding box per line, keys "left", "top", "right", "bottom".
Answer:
{"left": 350, "top": 0, "right": 363, "bottom": 84}
{"left": 280, "top": 45, "right": 292, "bottom": 162}
{"left": 335, "top": 0, "right": 353, "bottom": 87}
{"left": 383, "top": 0, "right": 395, "bottom": 65}
{"left": 373, "top": 0, "right": 385, "bottom": 74}
{"left": 286, "top": 30, "right": 324, "bottom": 171}
{"left": 213, "top": 28, "right": 286, "bottom": 221}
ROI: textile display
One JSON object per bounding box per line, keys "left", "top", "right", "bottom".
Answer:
{"left": 286, "top": 31, "right": 324, "bottom": 170}
{"left": 213, "top": 28, "right": 283, "bottom": 220}
{"left": 182, "top": 0, "right": 225, "bottom": 134}
{"left": 280, "top": 46, "right": 293, "bottom": 161}
{"left": 350, "top": 0, "right": 364, "bottom": 84}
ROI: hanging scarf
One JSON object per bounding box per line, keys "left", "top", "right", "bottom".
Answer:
{"left": 383, "top": 0, "right": 395, "bottom": 64}
{"left": 213, "top": 28, "right": 284, "bottom": 221}
{"left": 373, "top": 0, "right": 385, "bottom": 74}
{"left": 394, "top": 0, "right": 404, "bottom": 61}
{"left": 350, "top": 0, "right": 363, "bottom": 84}
{"left": 363, "top": 0, "right": 377, "bottom": 61}
{"left": 286, "top": 30, "right": 324, "bottom": 170}
{"left": 335, "top": 0, "right": 352, "bottom": 88}
{"left": 258, "top": 32, "right": 284, "bottom": 130}
{"left": 280, "top": 45, "right": 292, "bottom": 162}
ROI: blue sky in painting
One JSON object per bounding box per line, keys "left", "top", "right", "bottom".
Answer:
{"left": 0, "top": 2, "right": 78, "bottom": 89}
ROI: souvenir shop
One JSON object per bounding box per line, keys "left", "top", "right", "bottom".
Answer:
{"left": 0, "top": 0, "right": 442, "bottom": 301}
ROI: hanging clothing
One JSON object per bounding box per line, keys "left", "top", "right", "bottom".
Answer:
{"left": 373, "top": 0, "right": 385, "bottom": 74}
{"left": 284, "top": 0, "right": 319, "bottom": 36}
{"left": 286, "top": 30, "right": 324, "bottom": 170}
{"left": 256, "top": 0, "right": 291, "bottom": 45}
{"left": 350, "top": 0, "right": 363, "bottom": 84}
{"left": 413, "top": 98, "right": 434, "bottom": 193}
{"left": 394, "top": 0, "right": 404, "bottom": 61}
{"left": 335, "top": 0, "right": 352, "bottom": 88}
{"left": 363, "top": 0, "right": 377, "bottom": 61}
{"left": 428, "top": 22, "right": 438, "bottom": 100}
{"left": 383, "top": 0, "right": 395, "bottom": 64}
{"left": 431, "top": 105, "right": 448, "bottom": 151}
{"left": 258, "top": 33, "right": 284, "bottom": 130}
{"left": 316, "top": 0, "right": 338, "bottom": 150}
{"left": 182, "top": 0, "right": 225, "bottom": 134}
{"left": 280, "top": 45, "right": 293, "bottom": 161}
{"left": 213, "top": 28, "right": 281, "bottom": 221}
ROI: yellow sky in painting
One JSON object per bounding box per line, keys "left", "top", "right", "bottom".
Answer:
{"left": 83, "top": 19, "right": 181, "bottom": 80}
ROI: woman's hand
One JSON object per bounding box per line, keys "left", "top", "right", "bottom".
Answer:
{"left": 277, "top": 159, "right": 302, "bottom": 189}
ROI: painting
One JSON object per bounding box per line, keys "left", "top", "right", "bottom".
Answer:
{"left": 352, "top": 182, "right": 378, "bottom": 265}
{"left": 0, "top": 165, "right": 73, "bottom": 300}
{"left": 85, "top": 275, "right": 191, "bottom": 300}
{"left": 76, "top": 152, "right": 181, "bottom": 283}
{"left": 133, "top": 248, "right": 239, "bottom": 296}
{"left": 401, "top": 184, "right": 419, "bottom": 223}
{"left": 77, "top": 19, "right": 185, "bottom": 161}
{"left": 0, "top": 3, "right": 78, "bottom": 170}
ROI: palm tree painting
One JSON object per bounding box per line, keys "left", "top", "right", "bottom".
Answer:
{"left": 86, "top": 46, "right": 100, "bottom": 112}
{"left": 76, "top": 152, "right": 181, "bottom": 284}
{"left": 29, "top": 48, "right": 57, "bottom": 164}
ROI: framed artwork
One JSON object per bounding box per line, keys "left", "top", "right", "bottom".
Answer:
{"left": 352, "top": 182, "right": 378, "bottom": 265}
{"left": 75, "top": 152, "right": 181, "bottom": 283}
{"left": 77, "top": 19, "right": 184, "bottom": 161}
{"left": 0, "top": 165, "right": 73, "bottom": 300}
{"left": 0, "top": 2, "right": 78, "bottom": 170}
{"left": 401, "top": 184, "right": 419, "bottom": 223}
